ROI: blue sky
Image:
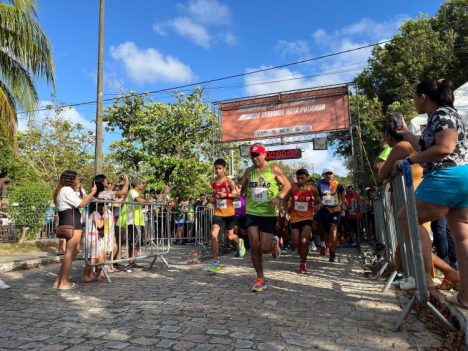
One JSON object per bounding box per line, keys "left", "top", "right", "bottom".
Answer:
{"left": 26, "top": 0, "right": 442, "bottom": 176}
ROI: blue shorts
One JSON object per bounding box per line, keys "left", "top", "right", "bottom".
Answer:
{"left": 415, "top": 165, "right": 468, "bottom": 208}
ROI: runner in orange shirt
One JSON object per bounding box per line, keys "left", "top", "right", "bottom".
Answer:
{"left": 284, "top": 169, "right": 321, "bottom": 273}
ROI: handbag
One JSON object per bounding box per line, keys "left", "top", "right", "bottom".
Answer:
{"left": 56, "top": 208, "right": 76, "bottom": 240}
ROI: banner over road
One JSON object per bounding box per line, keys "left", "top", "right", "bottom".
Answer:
{"left": 219, "top": 85, "right": 349, "bottom": 142}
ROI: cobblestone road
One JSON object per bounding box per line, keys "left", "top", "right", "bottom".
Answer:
{"left": 0, "top": 247, "right": 444, "bottom": 350}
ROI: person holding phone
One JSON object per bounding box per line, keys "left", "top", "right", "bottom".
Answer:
{"left": 53, "top": 171, "right": 97, "bottom": 289}
{"left": 395, "top": 79, "right": 468, "bottom": 308}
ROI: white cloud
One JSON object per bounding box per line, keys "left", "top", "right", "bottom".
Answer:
{"left": 154, "top": 0, "right": 235, "bottom": 49}
{"left": 276, "top": 40, "right": 311, "bottom": 59}
{"left": 179, "top": 0, "right": 231, "bottom": 25}
{"left": 244, "top": 66, "right": 313, "bottom": 96}
{"left": 18, "top": 101, "right": 94, "bottom": 132}
{"left": 168, "top": 17, "right": 211, "bottom": 48}
{"left": 110, "top": 41, "right": 194, "bottom": 84}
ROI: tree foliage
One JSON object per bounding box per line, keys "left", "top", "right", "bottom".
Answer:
{"left": 104, "top": 88, "right": 219, "bottom": 198}
{"left": 0, "top": 0, "right": 55, "bottom": 147}
{"left": 6, "top": 181, "right": 51, "bottom": 239}
{"left": 17, "top": 109, "right": 96, "bottom": 187}
{"left": 332, "top": 0, "right": 467, "bottom": 185}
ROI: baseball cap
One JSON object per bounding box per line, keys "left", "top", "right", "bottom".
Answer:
{"left": 131, "top": 178, "right": 146, "bottom": 187}
{"left": 250, "top": 144, "right": 266, "bottom": 155}
{"left": 322, "top": 168, "right": 333, "bottom": 175}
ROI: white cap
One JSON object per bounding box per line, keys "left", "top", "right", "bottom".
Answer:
{"left": 322, "top": 168, "right": 333, "bottom": 175}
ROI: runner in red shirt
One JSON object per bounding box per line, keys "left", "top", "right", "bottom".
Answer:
{"left": 284, "top": 169, "right": 321, "bottom": 273}
{"left": 344, "top": 186, "right": 363, "bottom": 244}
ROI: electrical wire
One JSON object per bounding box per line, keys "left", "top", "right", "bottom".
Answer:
{"left": 17, "top": 40, "right": 392, "bottom": 115}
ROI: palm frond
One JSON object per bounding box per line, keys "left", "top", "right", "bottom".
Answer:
{"left": 0, "top": 81, "right": 17, "bottom": 146}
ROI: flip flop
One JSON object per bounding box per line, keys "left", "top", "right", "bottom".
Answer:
{"left": 56, "top": 283, "right": 77, "bottom": 290}
{"left": 437, "top": 278, "right": 460, "bottom": 290}
{"left": 446, "top": 294, "right": 468, "bottom": 310}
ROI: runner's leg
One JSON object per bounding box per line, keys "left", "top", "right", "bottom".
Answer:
{"left": 248, "top": 226, "right": 263, "bottom": 278}
{"left": 211, "top": 224, "right": 221, "bottom": 261}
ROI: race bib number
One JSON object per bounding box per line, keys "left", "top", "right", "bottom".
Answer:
{"left": 294, "top": 201, "right": 308, "bottom": 212}
{"left": 216, "top": 199, "right": 227, "bottom": 209}
{"left": 233, "top": 199, "right": 241, "bottom": 209}
{"left": 252, "top": 188, "right": 268, "bottom": 202}
{"left": 323, "top": 195, "right": 337, "bottom": 206}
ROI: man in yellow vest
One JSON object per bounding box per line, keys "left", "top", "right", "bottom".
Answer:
{"left": 116, "top": 178, "right": 151, "bottom": 269}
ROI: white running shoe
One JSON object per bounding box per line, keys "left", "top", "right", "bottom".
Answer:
{"left": 0, "top": 279, "right": 11, "bottom": 289}
{"left": 309, "top": 241, "right": 317, "bottom": 251}
{"left": 399, "top": 276, "right": 416, "bottom": 290}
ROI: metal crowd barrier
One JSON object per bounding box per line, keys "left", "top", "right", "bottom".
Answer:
{"left": 83, "top": 200, "right": 214, "bottom": 283}
{"left": 372, "top": 161, "right": 455, "bottom": 332}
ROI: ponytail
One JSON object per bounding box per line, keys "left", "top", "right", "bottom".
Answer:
{"left": 415, "top": 79, "right": 454, "bottom": 108}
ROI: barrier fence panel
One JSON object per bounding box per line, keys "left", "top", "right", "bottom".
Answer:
{"left": 371, "top": 190, "right": 390, "bottom": 280}
{"left": 83, "top": 199, "right": 171, "bottom": 283}
{"left": 371, "top": 161, "right": 455, "bottom": 332}
{"left": 83, "top": 200, "right": 215, "bottom": 283}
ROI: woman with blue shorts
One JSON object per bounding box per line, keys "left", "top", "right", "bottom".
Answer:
{"left": 398, "top": 79, "right": 468, "bottom": 309}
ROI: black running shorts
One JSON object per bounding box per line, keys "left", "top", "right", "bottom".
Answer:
{"left": 246, "top": 214, "right": 277, "bottom": 235}
{"left": 212, "top": 215, "right": 237, "bottom": 231}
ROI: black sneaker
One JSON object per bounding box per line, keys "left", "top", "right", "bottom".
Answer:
{"left": 234, "top": 252, "right": 240, "bottom": 257}
{"left": 329, "top": 252, "right": 336, "bottom": 262}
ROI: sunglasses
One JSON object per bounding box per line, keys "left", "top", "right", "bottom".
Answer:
{"left": 324, "top": 172, "right": 333, "bottom": 175}
{"left": 250, "top": 153, "right": 261, "bottom": 157}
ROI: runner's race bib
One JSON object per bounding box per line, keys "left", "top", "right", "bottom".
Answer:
{"left": 294, "top": 201, "right": 308, "bottom": 212}
{"left": 233, "top": 199, "right": 241, "bottom": 209}
{"left": 252, "top": 188, "right": 269, "bottom": 202}
{"left": 323, "top": 195, "right": 338, "bottom": 206}
{"left": 216, "top": 199, "right": 228, "bottom": 209}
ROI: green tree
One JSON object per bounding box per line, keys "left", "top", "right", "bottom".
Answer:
{"left": 357, "top": 15, "right": 456, "bottom": 108}
{"left": 104, "top": 88, "right": 219, "bottom": 198}
{"left": 0, "top": 0, "right": 55, "bottom": 147}
{"left": 433, "top": 0, "right": 468, "bottom": 88}
{"left": 17, "top": 110, "right": 96, "bottom": 187}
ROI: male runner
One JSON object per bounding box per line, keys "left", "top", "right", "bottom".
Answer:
{"left": 240, "top": 144, "right": 291, "bottom": 291}
{"left": 207, "top": 159, "right": 245, "bottom": 273}
{"left": 316, "top": 169, "right": 345, "bottom": 262}
{"left": 284, "top": 168, "right": 321, "bottom": 273}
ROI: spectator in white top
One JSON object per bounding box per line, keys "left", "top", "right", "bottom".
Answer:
{"left": 52, "top": 170, "right": 97, "bottom": 290}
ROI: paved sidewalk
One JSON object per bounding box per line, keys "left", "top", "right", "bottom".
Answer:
{"left": 0, "top": 251, "right": 61, "bottom": 273}
{"left": 0, "top": 247, "right": 447, "bottom": 350}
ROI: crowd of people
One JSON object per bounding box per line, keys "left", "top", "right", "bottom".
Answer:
{"left": 1, "top": 78, "right": 466, "bottom": 311}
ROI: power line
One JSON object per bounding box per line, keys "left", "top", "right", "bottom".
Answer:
{"left": 18, "top": 40, "right": 392, "bottom": 115}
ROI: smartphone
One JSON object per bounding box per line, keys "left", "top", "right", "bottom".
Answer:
{"left": 391, "top": 112, "right": 404, "bottom": 130}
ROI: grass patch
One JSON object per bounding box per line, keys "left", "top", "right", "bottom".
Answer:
{"left": 0, "top": 241, "right": 57, "bottom": 255}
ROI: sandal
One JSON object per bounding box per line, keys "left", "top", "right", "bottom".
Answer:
{"left": 446, "top": 294, "right": 468, "bottom": 310}
{"left": 437, "top": 278, "right": 460, "bottom": 291}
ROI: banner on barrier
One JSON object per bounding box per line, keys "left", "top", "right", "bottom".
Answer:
{"left": 219, "top": 85, "right": 349, "bottom": 142}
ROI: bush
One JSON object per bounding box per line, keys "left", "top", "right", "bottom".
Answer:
{"left": 6, "top": 182, "right": 52, "bottom": 240}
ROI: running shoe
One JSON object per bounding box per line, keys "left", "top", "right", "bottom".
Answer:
{"left": 309, "top": 241, "right": 317, "bottom": 252}
{"left": 272, "top": 236, "right": 281, "bottom": 259}
{"left": 238, "top": 238, "right": 246, "bottom": 258}
{"left": 207, "top": 261, "right": 221, "bottom": 273}
{"left": 251, "top": 277, "right": 266, "bottom": 292}
{"left": 320, "top": 243, "right": 326, "bottom": 256}
{"left": 329, "top": 251, "right": 336, "bottom": 262}
{"left": 299, "top": 263, "right": 307, "bottom": 274}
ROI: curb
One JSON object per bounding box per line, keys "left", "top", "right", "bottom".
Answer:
{"left": 0, "top": 256, "right": 62, "bottom": 273}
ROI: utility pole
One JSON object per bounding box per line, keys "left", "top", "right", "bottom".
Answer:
{"left": 94, "top": 0, "right": 105, "bottom": 174}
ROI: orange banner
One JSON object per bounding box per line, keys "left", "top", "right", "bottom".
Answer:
{"left": 219, "top": 85, "right": 349, "bottom": 142}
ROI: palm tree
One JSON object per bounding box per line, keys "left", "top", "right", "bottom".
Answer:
{"left": 0, "top": 0, "right": 55, "bottom": 147}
